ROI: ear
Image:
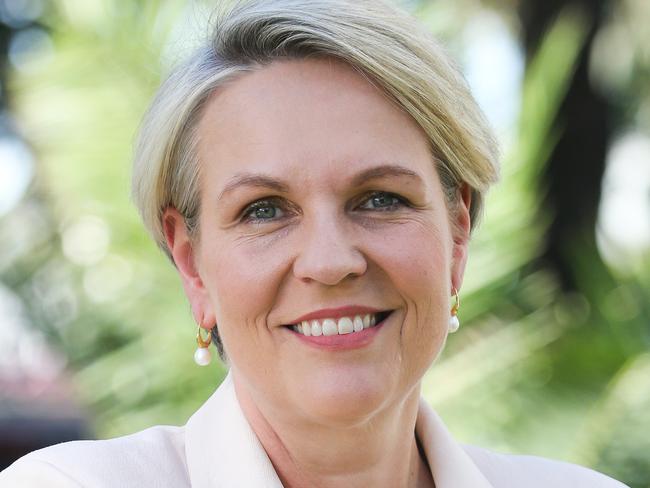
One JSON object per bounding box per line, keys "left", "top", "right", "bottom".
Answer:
{"left": 162, "top": 207, "right": 216, "bottom": 329}
{"left": 450, "top": 184, "right": 472, "bottom": 293}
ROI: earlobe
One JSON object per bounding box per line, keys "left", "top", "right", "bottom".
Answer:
{"left": 162, "top": 207, "right": 216, "bottom": 327}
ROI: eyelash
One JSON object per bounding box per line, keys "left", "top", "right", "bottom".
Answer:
{"left": 240, "top": 191, "right": 411, "bottom": 224}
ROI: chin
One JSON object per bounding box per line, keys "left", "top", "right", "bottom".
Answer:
{"left": 291, "top": 368, "right": 397, "bottom": 426}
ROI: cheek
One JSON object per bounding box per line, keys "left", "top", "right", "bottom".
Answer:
{"left": 369, "top": 220, "right": 451, "bottom": 298}
{"left": 199, "top": 232, "right": 290, "bottom": 330}
{"left": 368, "top": 222, "right": 451, "bottom": 360}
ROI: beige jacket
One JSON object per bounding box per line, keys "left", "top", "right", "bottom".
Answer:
{"left": 0, "top": 373, "right": 628, "bottom": 487}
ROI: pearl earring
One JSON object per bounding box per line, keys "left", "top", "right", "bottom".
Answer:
{"left": 194, "top": 325, "right": 213, "bottom": 366}
{"left": 449, "top": 287, "right": 460, "bottom": 333}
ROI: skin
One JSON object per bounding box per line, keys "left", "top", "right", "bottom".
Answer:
{"left": 164, "top": 58, "right": 471, "bottom": 488}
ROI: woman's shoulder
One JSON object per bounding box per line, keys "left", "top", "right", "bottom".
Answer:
{"left": 0, "top": 424, "right": 190, "bottom": 487}
{"left": 462, "top": 444, "right": 629, "bottom": 488}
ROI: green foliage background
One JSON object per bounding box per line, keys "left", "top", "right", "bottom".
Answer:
{"left": 1, "top": 0, "right": 648, "bottom": 486}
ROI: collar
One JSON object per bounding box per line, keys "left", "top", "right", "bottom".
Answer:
{"left": 185, "top": 372, "right": 494, "bottom": 488}
{"left": 416, "top": 398, "right": 494, "bottom": 487}
{"left": 185, "top": 372, "right": 283, "bottom": 487}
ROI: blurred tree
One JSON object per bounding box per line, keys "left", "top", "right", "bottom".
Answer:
{"left": 519, "top": 0, "right": 610, "bottom": 291}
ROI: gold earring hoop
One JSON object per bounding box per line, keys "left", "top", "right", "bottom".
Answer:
{"left": 449, "top": 287, "right": 460, "bottom": 333}
{"left": 194, "top": 325, "right": 213, "bottom": 366}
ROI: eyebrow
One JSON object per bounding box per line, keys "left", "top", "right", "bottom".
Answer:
{"left": 351, "top": 165, "right": 421, "bottom": 186}
{"left": 218, "top": 174, "right": 290, "bottom": 202}
{"left": 217, "top": 164, "right": 423, "bottom": 202}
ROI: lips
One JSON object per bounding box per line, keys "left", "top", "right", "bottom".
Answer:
{"left": 284, "top": 310, "right": 394, "bottom": 350}
{"left": 289, "top": 311, "right": 392, "bottom": 337}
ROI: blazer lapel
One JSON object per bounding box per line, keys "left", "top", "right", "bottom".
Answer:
{"left": 185, "top": 372, "right": 284, "bottom": 488}
{"left": 416, "top": 399, "right": 495, "bottom": 488}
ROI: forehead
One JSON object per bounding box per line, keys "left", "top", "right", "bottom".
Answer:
{"left": 195, "top": 57, "right": 436, "bottom": 189}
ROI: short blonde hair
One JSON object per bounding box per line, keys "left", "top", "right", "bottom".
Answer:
{"left": 132, "top": 0, "right": 499, "bottom": 261}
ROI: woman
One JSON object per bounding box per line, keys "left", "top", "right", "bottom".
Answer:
{"left": 0, "top": 0, "right": 629, "bottom": 486}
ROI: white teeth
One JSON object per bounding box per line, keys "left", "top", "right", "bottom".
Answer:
{"left": 337, "top": 317, "right": 354, "bottom": 334}
{"left": 291, "top": 313, "right": 387, "bottom": 337}
{"left": 301, "top": 320, "right": 311, "bottom": 336}
{"left": 363, "top": 314, "right": 370, "bottom": 329}
{"left": 353, "top": 315, "right": 364, "bottom": 332}
{"left": 322, "top": 319, "right": 338, "bottom": 336}
{"left": 311, "top": 320, "right": 322, "bottom": 336}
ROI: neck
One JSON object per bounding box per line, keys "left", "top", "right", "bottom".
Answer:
{"left": 234, "top": 376, "right": 435, "bottom": 488}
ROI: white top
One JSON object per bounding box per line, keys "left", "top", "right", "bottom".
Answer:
{"left": 0, "top": 373, "right": 629, "bottom": 487}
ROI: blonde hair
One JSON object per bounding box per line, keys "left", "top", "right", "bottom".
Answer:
{"left": 132, "top": 0, "right": 499, "bottom": 261}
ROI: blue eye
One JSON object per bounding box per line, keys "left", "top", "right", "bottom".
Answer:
{"left": 359, "top": 191, "right": 406, "bottom": 211}
{"left": 241, "top": 191, "right": 408, "bottom": 224}
{"left": 242, "top": 199, "right": 286, "bottom": 222}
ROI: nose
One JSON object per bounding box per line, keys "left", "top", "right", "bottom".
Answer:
{"left": 292, "top": 211, "right": 367, "bottom": 286}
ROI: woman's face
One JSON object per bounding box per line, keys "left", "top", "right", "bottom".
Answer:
{"left": 168, "top": 58, "right": 470, "bottom": 425}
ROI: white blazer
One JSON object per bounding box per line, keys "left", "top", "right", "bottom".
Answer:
{"left": 0, "top": 373, "right": 628, "bottom": 487}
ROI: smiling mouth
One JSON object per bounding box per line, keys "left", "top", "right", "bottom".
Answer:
{"left": 286, "top": 310, "right": 393, "bottom": 337}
